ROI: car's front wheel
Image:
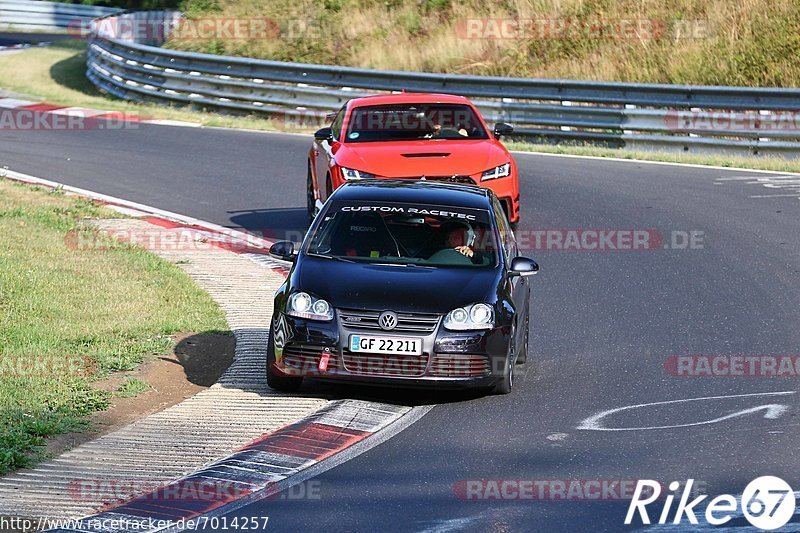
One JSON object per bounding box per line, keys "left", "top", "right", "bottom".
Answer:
{"left": 493, "top": 351, "right": 515, "bottom": 395}
{"left": 516, "top": 311, "right": 530, "bottom": 364}
{"left": 267, "top": 325, "right": 303, "bottom": 392}
{"left": 306, "top": 164, "right": 316, "bottom": 226}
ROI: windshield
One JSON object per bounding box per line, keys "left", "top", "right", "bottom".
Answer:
{"left": 305, "top": 202, "right": 499, "bottom": 268}
{"left": 344, "top": 103, "right": 489, "bottom": 142}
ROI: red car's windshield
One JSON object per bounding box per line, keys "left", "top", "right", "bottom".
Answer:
{"left": 344, "top": 103, "right": 489, "bottom": 142}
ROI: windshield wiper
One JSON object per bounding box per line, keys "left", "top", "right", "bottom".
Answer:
{"left": 306, "top": 253, "right": 355, "bottom": 263}
{"left": 371, "top": 261, "right": 435, "bottom": 268}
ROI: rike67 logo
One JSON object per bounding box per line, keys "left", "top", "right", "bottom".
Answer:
{"left": 626, "top": 477, "right": 796, "bottom": 530}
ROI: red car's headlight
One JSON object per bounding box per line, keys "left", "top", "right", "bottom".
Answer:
{"left": 481, "top": 162, "right": 511, "bottom": 181}
{"left": 342, "top": 167, "right": 376, "bottom": 180}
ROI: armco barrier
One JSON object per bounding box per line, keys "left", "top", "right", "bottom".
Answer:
{"left": 14, "top": 7, "right": 799, "bottom": 158}
{"left": 0, "top": 0, "right": 118, "bottom": 31}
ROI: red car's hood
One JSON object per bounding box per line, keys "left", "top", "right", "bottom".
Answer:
{"left": 334, "top": 139, "right": 509, "bottom": 177}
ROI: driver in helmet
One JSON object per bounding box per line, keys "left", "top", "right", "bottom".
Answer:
{"left": 440, "top": 221, "right": 474, "bottom": 258}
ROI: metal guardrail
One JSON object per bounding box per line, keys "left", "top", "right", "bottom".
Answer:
{"left": 0, "top": 0, "right": 119, "bottom": 31}
{"left": 82, "top": 10, "right": 800, "bottom": 157}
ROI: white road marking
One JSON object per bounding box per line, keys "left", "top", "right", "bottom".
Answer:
{"left": 715, "top": 175, "right": 796, "bottom": 181}
{"left": 577, "top": 391, "right": 796, "bottom": 431}
{"left": 761, "top": 182, "right": 800, "bottom": 188}
{"left": 715, "top": 173, "right": 800, "bottom": 200}
{"left": 511, "top": 150, "right": 800, "bottom": 177}
{"left": 0, "top": 168, "right": 278, "bottom": 249}
{"left": 49, "top": 107, "right": 110, "bottom": 117}
{"left": 0, "top": 97, "right": 38, "bottom": 108}
{"left": 141, "top": 119, "right": 202, "bottom": 127}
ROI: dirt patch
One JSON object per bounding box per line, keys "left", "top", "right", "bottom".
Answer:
{"left": 45, "top": 332, "right": 235, "bottom": 458}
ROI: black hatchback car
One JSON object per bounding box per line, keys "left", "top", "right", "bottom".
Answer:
{"left": 267, "top": 181, "right": 538, "bottom": 394}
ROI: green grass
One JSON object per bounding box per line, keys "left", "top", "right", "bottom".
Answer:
{"left": 0, "top": 179, "right": 227, "bottom": 474}
{"left": 114, "top": 378, "right": 152, "bottom": 398}
{"left": 0, "top": 41, "right": 282, "bottom": 131}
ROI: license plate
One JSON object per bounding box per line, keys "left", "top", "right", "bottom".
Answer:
{"left": 349, "top": 335, "right": 423, "bottom": 356}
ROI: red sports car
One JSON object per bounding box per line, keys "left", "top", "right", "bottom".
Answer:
{"left": 307, "top": 93, "right": 520, "bottom": 224}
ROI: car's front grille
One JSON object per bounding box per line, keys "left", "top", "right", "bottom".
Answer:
{"left": 398, "top": 175, "right": 476, "bottom": 185}
{"left": 338, "top": 308, "right": 440, "bottom": 335}
{"left": 428, "top": 353, "right": 491, "bottom": 377}
{"left": 342, "top": 350, "right": 429, "bottom": 377}
{"left": 282, "top": 344, "right": 341, "bottom": 374}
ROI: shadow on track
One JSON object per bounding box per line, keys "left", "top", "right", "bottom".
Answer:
{"left": 228, "top": 207, "right": 308, "bottom": 242}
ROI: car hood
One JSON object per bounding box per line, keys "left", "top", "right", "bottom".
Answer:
{"left": 291, "top": 256, "right": 502, "bottom": 314}
{"left": 334, "top": 139, "right": 509, "bottom": 177}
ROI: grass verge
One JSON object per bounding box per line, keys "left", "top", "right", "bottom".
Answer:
{"left": 0, "top": 40, "right": 281, "bottom": 131}
{"left": 114, "top": 378, "right": 152, "bottom": 398}
{"left": 170, "top": 0, "right": 800, "bottom": 87}
{"left": 0, "top": 179, "right": 227, "bottom": 474}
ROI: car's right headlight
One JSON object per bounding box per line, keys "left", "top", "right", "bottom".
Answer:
{"left": 443, "top": 303, "right": 494, "bottom": 331}
{"left": 286, "top": 291, "right": 333, "bottom": 321}
{"left": 481, "top": 162, "right": 511, "bottom": 181}
{"left": 341, "top": 167, "right": 376, "bottom": 180}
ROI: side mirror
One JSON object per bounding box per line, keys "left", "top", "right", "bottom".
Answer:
{"left": 314, "top": 127, "right": 333, "bottom": 141}
{"left": 493, "top": 122, "right": 514, "bottom": 139}
{"left": 269, "top": 241, "right": 296, "bottom": 262}
{"left": 509, "top": 256, "right": 539, "bottom": 277}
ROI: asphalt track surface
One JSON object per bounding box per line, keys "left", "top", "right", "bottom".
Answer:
{"left": 1, "top": 122, "right": 799, "bottom": 531}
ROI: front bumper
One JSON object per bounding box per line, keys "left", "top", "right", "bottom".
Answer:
{"left": 271, "top": 312, "right": 510, "bottom": 389}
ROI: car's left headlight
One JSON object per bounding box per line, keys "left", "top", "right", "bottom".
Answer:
{"left": 481, "top": 162, "right": 511, "bottom": 181}
{"left": 443, "top": 303, "right": 494, "bottom": 330}
{"left": 286, "top": 291, "right": 334, "bottom": 321}
{"left": 341, "top": 167, "right": 376, "bottom": 180}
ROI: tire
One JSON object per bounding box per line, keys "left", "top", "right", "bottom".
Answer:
{"left": 267, "top": 325, "right": 303, "bottom": 392}
{"left": 516, "top": 311, "right": 530, "bottom": 364}
{"left": 306, "top": 164, "right": 316, "bottom": 226}
{"left": 493, "top": 351, "right": 515, "bottom": 395}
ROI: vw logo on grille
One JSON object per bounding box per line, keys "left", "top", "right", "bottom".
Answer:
{"left": 379, "top": 311, "right": 398, "bottom": 331}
